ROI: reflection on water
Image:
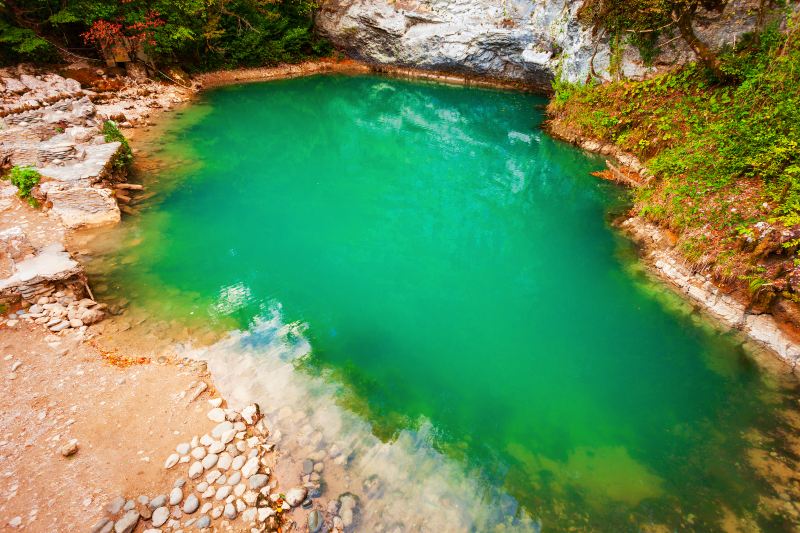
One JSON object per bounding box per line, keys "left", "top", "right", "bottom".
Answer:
{"left": 83, "top": 75, "right": 800, "bottom": 532}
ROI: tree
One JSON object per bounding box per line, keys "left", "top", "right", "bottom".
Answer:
{"left": 578, "top": 0, "right": 730, "bottom": 80}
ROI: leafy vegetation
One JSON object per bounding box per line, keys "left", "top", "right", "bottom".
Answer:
{"left": 5, "top": 166, "right": 41, "bottom": 207}
{"left": 102, "top": 120, "right": 133, "bottom": 170}
{"left": 548, "top": 18, "right": 800, "bottom": 306}
{"left": 577, "top": 0, "right": 761, "bottom": 79}
{"left": 0, "top": 0, "right": 329, "bottom": 69}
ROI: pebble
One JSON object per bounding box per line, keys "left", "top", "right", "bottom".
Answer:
{"left": 183, "top": 494, "right": 199, "bottom": 514}
{"left": 237, "top": 508, "right": 254, "bottom": 527}
{"left": 231, "top": 455, "right": 245, "bottom": 470}
{"left": 308, "top": 509, "right": 323, "bottom": 532}
{"left": 223, "top": 503, "right": 237, "bottom": 519}
{"left": 200, "top": 503, "right": 212, "bottom": 514}
{"left": 285, "top": 487, "right": 307, "bottom": 507}
{"left": 208, "top": 441, "right": 225, "bottom": 454}
{"left": 201, "top": 453, "right": 218, "bottom": 470}
{"left": 258, "top": 507, "right": 276, "bottom": 521}
{"left": 176, "top": 442, "right": 191, "bottom": 455}
{"left": 211, "top": 421, "right": 233, "bottom": 439}
{"left": 190, "top": 447, "right": 206, "bottom": 460}
{"left": 151, "top": 507, "right": 169, "bottom": 527}
{"left": 196, "top": 515, "right": 211, "bottom": 528}
{"left": 137, "top": 495, "right": 149, "bottom": 506}
{"left": 8, "top": 516, "right": 22, "bottom": 528}
{"left": 241, "top": 457, "right": 259, "bottom": 478}
{"left": 220, "top": 429, "right": 236, "bottom": 444}
{"left": 106, "top": 496, "right": 126, "bottom": 514}
{"left": 10, "top": 361, "right": 21, "bottom": 372}
{"left": 197, "top": 481, "right": 209, "bottom": 493}
{"left": 169, "top": 487, "right": 183, "bottom": 506}
{"left": 149, "top": 495, "right": 167, "bottom": 510}
{"left": 248, "top": 474, "right": 268, "bottom": 490}
{"left": 206, "top": 470, "right": 222, "bottom": 484}
{"left": 113, "top": 510, "right": 139, "bottom": 533}
{"left": 217, "top": 452, "right": 232, "bottom": 470}
{"left": 188, "top": 461, "right": 203, "bottom": 479}
{"left": 90, "top": 518, "right": 113, "bottom": 533}
{"left": 211, "top": 506, "right": 223, "bottom": 519}
{"left": 60, "top": 438, "right": 79, "bottom": 457}
{"left": 303, "top": 459, "right": 314, "bottom": 474}
{"left": 200, "top": 434, "right": 214, "bottom": 446}
{"left": 227, "top": 471, "right": 242, "bottom": 486}
{"left": 215, "top": 485, "right": 232, "bottom": 500}
{"left": 207, "top": 408, "right": 226, "bottom": 422}
{"left": 123, "top": 500, "right": 135, "bottom": 511}
{"left": 164, "top": 453, "right": 180, "bottom": 469}
{"left": 208, "top": 398, "right": 223, "bottom": 408}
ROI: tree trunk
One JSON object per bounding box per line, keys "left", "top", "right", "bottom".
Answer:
{"left": 672, "top": 7, "right": 727, "bottom": 80}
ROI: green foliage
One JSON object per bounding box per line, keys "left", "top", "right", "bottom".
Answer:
{"left": 102, "top": 120, "right": 133, "bottom": 170}
{"left": 0, "top": 18, "right": 56, "bottom": 64}
{"left": 5, "top": 166, "right": 41, "bottom": 207}
{"left": 549, "top": 19, "right": 800, "bottom": 291}
{"left": 0, "top": 0, "right": 329, "bottom": 69}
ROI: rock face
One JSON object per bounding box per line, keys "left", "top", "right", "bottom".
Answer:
{"left": 316, "top": 0, "right": 765, "bottom": 85}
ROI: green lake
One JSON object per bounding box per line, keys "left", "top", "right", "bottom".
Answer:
{"left": 91, "top": 75, "right": 800, "bottom": 531}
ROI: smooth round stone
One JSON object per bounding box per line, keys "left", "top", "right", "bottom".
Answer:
{"left": 231, "top": 456, "right": 245, "bottom": 470}
{"left": 208, "top": 441, "right": 225, "bottom": 454}
{"left": 211, "top": 506, "right": 223, "bottom": 519}
{"left": 151, "top": 507, "right": 169, "bottom": 527}
{"left": 196, "top": 482, "right": 209, "bottom": 493}
{"left": 227, "top": 471, "right": 242, "bottom": 486}
{"left": 202, "top": 487, "right": 216, "bottom": 499}
{"left": 248, "top": 474, "right": 268, "bottom": 490}
{"left": 191, "top": 447, "right": 207, "bottom": 460}
{"left": 308, "top": 509, "right": 323, "bottom": 532}
{"left": 207, "top": 408, "right": 225, "bottom": 422}
{"left": 201, "top": 453, "right": 219, "bottom": 470}
{"left": 220, "top": 429, "right": 236, "bottom": 444}
{"left": 241, "top": 508, "right": 257, "bottom": 524}
{"left": 215, "top": 485, "right": 232, "bottom": 500}
{"left": 234, "top": 483, "right": 246, "bottom": 497}
{"left": 235, "top": 499, "right": 247, "bottom": 513}
{"left": 200, "top": 434, "right": 214, "bottom": 446}
{"left": 188, "top": 461, "right": 204, "bottom": 479}
{"left": 174, "top": 478, "right": 186, "bottom": 488}
{"left": 169, "top": 487, "right": 183, "bottom": 506}
{"left": 223, "top": 503, "right": 237, "bottom": 519}
{"left": 137, "top": 495, "right": 149, "bottom": 506}
{"left": 183, "top": 494, "right": 199, "bottom": 514}
{"left": 176, "top": 442, "right": 191, "bottom": 455}
{"left": 149, "top": 495, "right": 167, "bottom": 510}
{"left": 241, "top": 457, "right": 259, "bottom": 478}
{"left": 196, "top": 515, "right": 211, "bottom": 528}
{"left": 216, "top": 475, "right": 227, "bottom": 485}
{"left": 217, "top": 453, "right": 233, "bottom": 470}
{"left": 235, "top": 441, "right": 247, "bottom": 453}
{"left": 164, "top": 454, "right": 179, "bottom": 469}
{"left": 211, "top": 421, "right": 233, "bottom": 439}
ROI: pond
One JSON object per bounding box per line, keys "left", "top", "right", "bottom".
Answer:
{"left": 89, "top": 75, "right": 800, "bottom": 531}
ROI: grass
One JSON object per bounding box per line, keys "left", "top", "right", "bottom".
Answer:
{"left": 547, "top": 21, "right": 800, "bottom": 306}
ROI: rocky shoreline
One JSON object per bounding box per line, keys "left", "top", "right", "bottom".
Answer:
{"left": 0, "top": 61, "right": 363, "bottom": 532}
{"left": 544, "top": 120, "right": 800, "bottom": 373}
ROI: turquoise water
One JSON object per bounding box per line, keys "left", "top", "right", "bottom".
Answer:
{"left": 96, "top": 75, "right": 799, "bottom": 531}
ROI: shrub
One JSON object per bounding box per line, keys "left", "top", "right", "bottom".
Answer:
{"left": 102, "top": 120, "right": 133, "bottom": 170}
{"left": 6, "top": 166, "right": 41, "bottom": 207}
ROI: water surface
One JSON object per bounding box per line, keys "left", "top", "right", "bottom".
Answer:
{"left": 91, "top": 75, "right": 800, "bottom": 531}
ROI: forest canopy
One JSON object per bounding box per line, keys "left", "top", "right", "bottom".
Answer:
{"left": 0, "top": 0, "right": 330, "bottom": 69}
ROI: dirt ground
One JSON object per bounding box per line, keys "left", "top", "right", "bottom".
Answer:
{"left": 0, "top": 322, "right": 218, "bottom": 531}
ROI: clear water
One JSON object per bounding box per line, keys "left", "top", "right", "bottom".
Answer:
{"left": 92, "top": 75, "right": 800, "bottom": 531}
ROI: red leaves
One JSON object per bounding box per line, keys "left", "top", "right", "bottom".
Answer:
{"left": 81, "top": 11, "right": 165, "bottom": 49}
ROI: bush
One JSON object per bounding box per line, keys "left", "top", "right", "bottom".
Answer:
{"left": 547, "top": 19, "right": 800, "bottom": 296}
{"left": 102, "top": 120, "right": 133, "bottom": 170}
{"left": 5, "top": 166, "right": 41, "bottom": 207}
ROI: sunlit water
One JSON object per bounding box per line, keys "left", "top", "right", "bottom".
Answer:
{"left": 87, "top": 75, "right": 800, "bottom": 531}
